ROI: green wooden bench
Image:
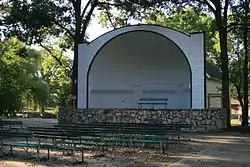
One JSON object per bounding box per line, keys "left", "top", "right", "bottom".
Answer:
{"left": 137, "top": 98, "right": 168, "bottom": 109}
{"left": 32, "top": 132, "right": 85, "bottom": 163}
{"left": 0, "top": 130, "right": 85, "bottom": 163}
{"left": 74, "top": 122, "right": 183, "bottom": 140}
{"left": 55, "top": 125, "right": 170, "bottom": 153}
{"left": 0, "top": 120, "right": 23, "bottom": 131}
{"left": 28, "top": 127, "right": 102, "bottom": 152}
{"left": 56, "top": 122, "right": 190, "bottom": 151}
{"left": 0, "top": 131, "right": 37, "bottom": 157}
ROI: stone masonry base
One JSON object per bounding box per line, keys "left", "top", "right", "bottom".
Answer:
{"left": 58, "top": 108, "right": 227, "bottom": 132}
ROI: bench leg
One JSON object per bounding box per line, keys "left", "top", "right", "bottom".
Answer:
{"left": 101, "top": 144, "right": 105, "bottom": 154}
{"left": 0, "top": 143, "right": 3, "bottom": 154}
{"left": 10, "top": 146, "right": 13, "bottom": 155}
{"left": 81, "top": 150, "right": 84, "bottom": 163}
{"left": 26, "top": 146, "right": 29, "bottom": 157}
{"left": 177, "top": 136, "right": 180, "bottom": 146}
{"left": 161, "top": 142, "right": 165, "bottom": 154}
{"left": 71, "top": 150, "right": 75, "bottom": 165}
{"left": 36, "top": 147, "right": 40, "bottom": 161}
{"left": 47, "top": 148, "right": 50, "bottom": 159}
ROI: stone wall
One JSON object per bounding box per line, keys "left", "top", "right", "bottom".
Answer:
{"left": 58, "top": 108, "right": 227, "bottom": 132}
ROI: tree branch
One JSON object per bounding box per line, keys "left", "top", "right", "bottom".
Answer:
{"left": 223, "top": 0, "right": 230, "bottom": 24}
{"left": 103, "top": 7, "right": 117, "bottom": 29}
{"left": 227, "top": 22, "right": 250, "bottom": 32}
{"left": 54, "top": 21, "right": 75, "bottom": 39}
{"left": 230, "top": 78, "right": 242, "bottom": 96}
{"left": 80, "top": 0, "right": 98, "bottom": 41}
{"left": 195, "top": 0, "right": 216, "bottom": 14}
{"left": 59, "top": 48, "right": 66, "bottom": 60}
{"left": 81, "top": 0, "right": 93, "bottom": 20}
{"left": 69, "top": 0, "right": 76, "bottom": 9}
{"left": 39, "top": 43, "right": 63, "bottom": 66}
{"left": 235, "top": 82, "right": 244, "bottom": 108}
{"left": 97, "top": 2, "right": 128, "bottom": 8}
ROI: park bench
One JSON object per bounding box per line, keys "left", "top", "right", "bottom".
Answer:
{"left": 137, "top": 98, "right": 168, "bottom": 109}
{"left": 28, "top": 127, "right": 102, "bottom": 153}
{"left": 55, "top": 124, "right": 175, "bottom": 154}
{"left": 1, "top": 128, "right": 86, "bottom": 163}
{"left": 0, "top": 131, "right": 38, "bottom": 157}
{"left": 32, "top": 131, "right": 85, "bottom": 163}
{"left": 0, "top": 120, "right": 23, "bottom": 131}
{"left": 81, "top": 122, "right": 191, "bottom": 144}
{"left": 53, "top": 125, "right": 119, "bottom": 148}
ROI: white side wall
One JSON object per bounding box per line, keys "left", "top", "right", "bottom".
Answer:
{"left": 78, "top": 25, "right": 205, "bottom": 109}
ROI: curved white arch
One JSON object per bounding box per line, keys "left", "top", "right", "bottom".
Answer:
{"left": 78, "top": 24, "right": 205, "bottom": 109}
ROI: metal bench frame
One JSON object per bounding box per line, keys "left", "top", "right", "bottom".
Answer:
{"left": 137, "top": 98, "right": 168, "bottom": 109}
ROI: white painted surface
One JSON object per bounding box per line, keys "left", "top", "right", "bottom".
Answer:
{"left": 78, "top": 25, "right": 204, "bottom": 109}
{"left": 89, "top": 31, "right": 190, "bottom": 109}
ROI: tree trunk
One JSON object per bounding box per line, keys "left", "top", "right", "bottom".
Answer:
{"left": 71, "top": 43, "right": 78, "bottom": 107}
{"left": 218, "top": 26, "right": 231, "bottom": 129}
{"left": 242, "top": 0, "right": 249, "bottom": 129}
{"left": 71, "top": 0, "right": 82, "bottom": 108}
{"left": 236, "top": 85, "right": 244, "bottom": 109}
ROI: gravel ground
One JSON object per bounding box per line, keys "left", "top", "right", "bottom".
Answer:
{"left": 0, "top": 141, "right": 205, "bottom": 167}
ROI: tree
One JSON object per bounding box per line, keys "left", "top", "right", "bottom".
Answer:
{"left": 1, "top": 0, "right": 144, "bottom": 107}
{"left": 242, "top": 0, "right": 249, "bottom": 129}
{"left": 0, "top": 38, "right": 49, "bottom": 115}
{"left": 40, "top": 49, "right": 72, "bottom": 107}
{"left": 229, "top": 0, "right": 250, "bottom": 128}
{"left": 144, "top": 7, "right": 219, "bottom": 61}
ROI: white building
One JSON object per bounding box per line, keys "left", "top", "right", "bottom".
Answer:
{"left": 78, "top": 24, "right": 205, "bottom": 109}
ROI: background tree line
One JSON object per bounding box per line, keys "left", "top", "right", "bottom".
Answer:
{"left": 0, "top": 37, "right": 72, "bottom": 116}
{"left": 0, "top": 0, "right": 249, "bottom": 128}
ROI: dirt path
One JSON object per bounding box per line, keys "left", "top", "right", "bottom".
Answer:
{"left": 0, "top": 140, "right": 205, "bottom": 167}
{"left": 169, "top": 133, "right": 250, "bottom": 167}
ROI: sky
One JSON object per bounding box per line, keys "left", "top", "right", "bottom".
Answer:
{"left": 30, "top": 11, "right": 113, "bottom": 59}
{"left": 67, "top": 10, "right": 140, "bottom": 58}
{"left": 86, "top": 10, "right": 141, "bottom": 41}
{"left": 64, "top": 17, "right": 110, "bottom": 59}
{"left": 86, "top": 16, "right": 111, "bottom": 41}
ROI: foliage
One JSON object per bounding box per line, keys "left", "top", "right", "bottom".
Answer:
{"left": 0, "top": 38, "right": 49, "bottom": 115}
{"left": 1, "top": 0, "right": 148, "bottom": 105}
{"left": 40, "top": 49, "right": 72, "bottom": 107}
{"left": 145, "top": 7, "right": 219, "bottom": 61}
{"left": 0, "top": 37, "right": 72, "bottom": 116}
{"left": 228, "top": 0, "right": 250, "bottom": 127}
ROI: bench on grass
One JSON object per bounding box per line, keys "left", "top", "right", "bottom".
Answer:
{"left": 137, "top": 98, "right": 168, "bottom": 109}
